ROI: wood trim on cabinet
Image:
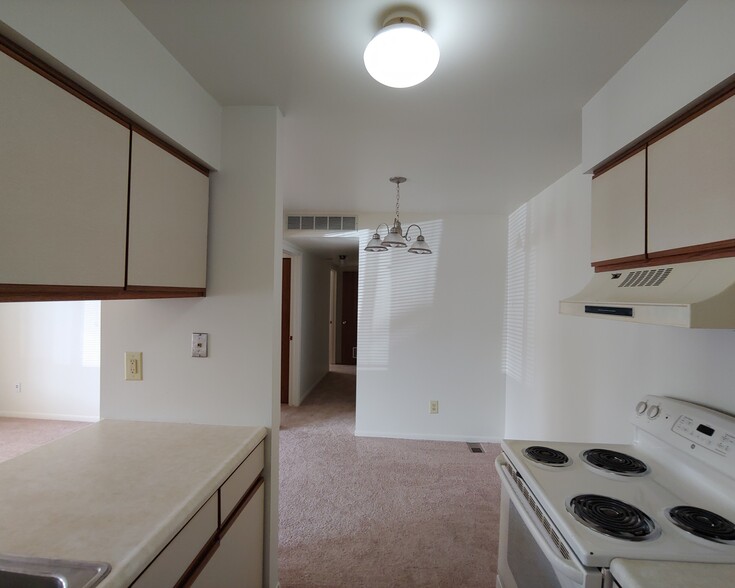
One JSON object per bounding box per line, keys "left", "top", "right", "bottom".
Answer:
{"left": 0, "top": 284, "right": 205, "bottom": 302}
{"left": 648, "top": 238, "right": 735, "bottom": 259}
{"left": 0, "top": 35, "right": 128, "bottom": 128}
{"left": 591, "top": 74, "right": 735, "bottom": 177}
{"left": 593, "top": 244, "right": 735, "bottom": 273}
{"left": 591, "top": 254, "right": 647, "bottom": 271}
{"left": 124, "top": 285, "right": 206, "bottom": 298}
{"left": 592, "top": 145, "right": 646, "bottom": 179}
{"left": 133, "top": 126, "right": 210, "bottom": 177}
{"left": 647, "top": 82, "right": 735, "bottom": 147}
{"left": 0, "top": 284, "right": 123, "bottom": 302}
{"left": 0, "top": 33, "right": 210, "bottom": 175}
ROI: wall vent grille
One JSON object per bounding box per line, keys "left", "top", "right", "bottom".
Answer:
{"left": 618, "top": 267, "right": 673, "bottom": 288}
{"left": 286, "top": 215, "right": 356, "bottom": 231}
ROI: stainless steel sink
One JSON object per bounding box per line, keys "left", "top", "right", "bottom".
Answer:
{"left": 0, "top": 555, "right": 110, "bottom": 588}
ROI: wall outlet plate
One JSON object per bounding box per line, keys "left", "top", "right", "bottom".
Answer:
{"left": 192, "top": 333, "right": 208, "bottom": 357}
{"left": 125, "top": 351, "right": 142, "bottom": 381}
{"left": 430, "top": 400, "right": 439, "bottom": 414}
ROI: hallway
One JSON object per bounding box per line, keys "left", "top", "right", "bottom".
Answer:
{"left": 279, "top": 369, "right": 501, "bottom": 587}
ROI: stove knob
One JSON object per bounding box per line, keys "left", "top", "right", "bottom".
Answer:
{"left": 636, "top": 401, "right": 648, "bottom": 415}
{"left": 647, "top": 405, "right": 660, "bottom": 419}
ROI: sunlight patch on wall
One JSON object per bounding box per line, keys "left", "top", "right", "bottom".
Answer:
{"left": 358, "top": 219, "right": 442, "bottom": 370}
{"left": 503, "top": 204, "right": 535, "bottom": 384}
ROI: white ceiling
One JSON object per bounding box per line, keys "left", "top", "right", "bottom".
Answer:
{"left": 122, "top": 0, "right": 684, "bottom": 260}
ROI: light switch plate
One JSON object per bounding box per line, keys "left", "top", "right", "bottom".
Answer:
{"left": 192, "top": 333, "right": 208, "bottom": 357}
{"left": 125, "top": 352, "right": 142, "bottom": 381}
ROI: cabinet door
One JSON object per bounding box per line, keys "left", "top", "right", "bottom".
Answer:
{"left": 0, "top": 51, "right": 129, "bottom": 287}
{"left": 128, "top": 131, "right": 209, "bottom": 289}
{"left": 191, "top": 481, "right": 264, "bottom": 588}
{"left": 132, "top": 493, "right": 218, "bottom": 588}
{"left": 648, "top": 94, "right": 735, "bottom": 254}
{"left": 590, "top": 149, "right": 646, "bottom": 264}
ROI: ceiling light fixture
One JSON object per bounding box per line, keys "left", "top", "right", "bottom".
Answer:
{"left": 363, "top": 11, "right": 440, "bottom": 89}
{"left": 365, "top": 177, "right": 432, "bottom": 255}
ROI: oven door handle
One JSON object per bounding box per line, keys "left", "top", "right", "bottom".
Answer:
{"left": 495, "top": 454, "right": 586, "bottom": 585}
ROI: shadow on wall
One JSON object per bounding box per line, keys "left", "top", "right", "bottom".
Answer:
{"left": 357, "top": 219, "right": 442, "bottom": 370}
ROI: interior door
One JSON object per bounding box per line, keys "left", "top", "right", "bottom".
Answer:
{"left": 340, "top": 271, "right": 357, "bottom": 365}
{"left": 281, "top": 258, "right": 291, "bottom": 403}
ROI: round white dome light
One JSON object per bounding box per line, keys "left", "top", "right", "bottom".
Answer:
{"left": 363, "top": 16, "right": 440, "bottom": 89}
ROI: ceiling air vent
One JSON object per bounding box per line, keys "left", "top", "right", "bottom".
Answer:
{"left": 286, "top": 215, "right": 357, "bottom": 231}
{"left": 618, "top": 267, "right": 673, "bottom": 288}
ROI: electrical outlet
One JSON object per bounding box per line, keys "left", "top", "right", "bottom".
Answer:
{"left": 14, "top": 382, "right": 21, "bottom": 394}
{"left": 430, "top": 400, "right": 439, "bottom": 414}
{"left": 125, "top": 352, "right": 142, "bottom": 381}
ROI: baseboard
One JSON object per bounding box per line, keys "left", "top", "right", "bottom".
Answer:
{"left": 353, "top": 429, "right": 503, "bottom": 443}
{"left": 294, "top": 370, "right": 328, "bottom": 407}
{"left": 0, "top": 411, "right": 100, "bottom": 423}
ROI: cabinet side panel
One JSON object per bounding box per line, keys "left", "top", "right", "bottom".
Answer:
{"left": 591, "top": 150, "right": 646, "bottom": 263}
{"left": 0, "top": 52, "right": 128, "bottom": 287}
{"left": 648, "top": 95, "right": 735, "bottom": 254}
{"left": 128, "top": 131, "right": 209, "bottom": 288}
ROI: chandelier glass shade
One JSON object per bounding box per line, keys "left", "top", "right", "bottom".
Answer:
{"left": 365, "top": 177, "right": 432, "bottom": 255}
{"left": 363, "top": 14, "right": 440, "bottom": 89}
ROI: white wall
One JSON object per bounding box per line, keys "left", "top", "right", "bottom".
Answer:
{"left": 355, "top": 213, "right": 507, "bottom": 442}
{"left": 0, "top": 301, "right": 100, "bottom": 421}
{"left": 504, "top": 166, "right": 735, "bottom": 443}
{"left": 0, "top": 0, "right": 222, "bottom": 168}
{"left": 509, "top": 1, "right": 735, "bottom": 443}
{"left": 583, "top": 0, "right": 735, "bottom": 171}
{"left": 101, "top": 106, "right": 283, "bottom": 587}
{"left": 295, "top": 251, "right": 330, "bottom": 404}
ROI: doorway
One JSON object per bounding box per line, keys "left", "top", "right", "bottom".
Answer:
{"left": 337, "top": 270, "right": 357, "bottom": 365}
{"left": 281, "top": 257, "right": 291, "bottom": 404}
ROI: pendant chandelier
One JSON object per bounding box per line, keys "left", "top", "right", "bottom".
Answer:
{"left": 365, "top": 177, "right": 432, "bottom": 254}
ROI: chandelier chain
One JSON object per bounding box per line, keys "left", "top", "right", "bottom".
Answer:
{"left": 395, "top": 181, "right": 400, "bottom": 222}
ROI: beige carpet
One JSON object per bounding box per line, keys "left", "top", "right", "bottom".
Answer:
{"left": 0, "top": 417, "right": 91, "bottom": 463}
{"left": 279, "top": 369, "right": 501, "bottom": 587}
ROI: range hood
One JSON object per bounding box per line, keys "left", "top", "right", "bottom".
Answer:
{"left": 559, "top": 257, "right": 735, "bottom": 328}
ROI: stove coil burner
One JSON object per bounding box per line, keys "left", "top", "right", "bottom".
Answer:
{"left": 667, "top": 506, "right": 735, "bottom": 544}
{"left": 567, "top": 494, "right": 661, "bottom": 541}
{"left": 522, "top": 446, "right": 570, "bottom": 467}
{"left": 581, "top": 448, "right": 648, "bottom": 476}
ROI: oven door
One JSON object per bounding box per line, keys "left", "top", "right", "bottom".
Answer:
{"left": 496, "top": 454, "right": 604, "bottom": 588}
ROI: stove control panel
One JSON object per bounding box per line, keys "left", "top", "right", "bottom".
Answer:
{"left": 632, "top": 395, "right": 735, "bottom": 476}
{"left": 672, "top": 415, "right": 734, "bottom": 456}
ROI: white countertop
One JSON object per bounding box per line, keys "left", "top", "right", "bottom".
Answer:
{"left": 611, "top": 559, "right": 735, "bottom": 588}
{"left": 0, "top": 419, "right": 267, "bottom": 587}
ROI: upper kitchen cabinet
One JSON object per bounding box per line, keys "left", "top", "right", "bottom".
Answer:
{"left": 127, "top": 131, "right": 209, "bottom": 291}
{"left": 0, "top": 48, "right": 129, "bottom": 291}
{"left": 648, "top": 94, "right": 735, "bottom": 256}
{"left": 0, "top": 36, "right": 210, "bottom": 301}
{"left": 591, "top": 149, "right": 646, "bottom": 266}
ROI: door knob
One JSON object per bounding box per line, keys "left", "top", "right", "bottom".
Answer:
{"left": 342, "top": 321, "right": 347, "bottom": 325}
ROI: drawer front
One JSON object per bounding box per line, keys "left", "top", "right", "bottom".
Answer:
{"left": 220, "top": 442, "right": 264, "bottom": 522}
{"left": 190, "top": 481, "right": 265, "bottom": 588}
{"left": 132, "top": 493, "right": 218, "bottom": 588}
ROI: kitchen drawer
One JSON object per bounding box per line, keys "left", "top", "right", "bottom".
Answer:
{"left": 220, "top": 441, "right": 264, "bottom": 522}
{"left": 131, "top": 493, "right": 217, "bottom": 588}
